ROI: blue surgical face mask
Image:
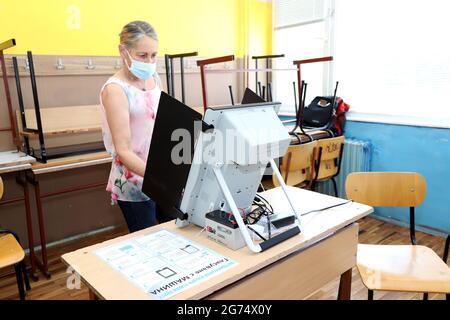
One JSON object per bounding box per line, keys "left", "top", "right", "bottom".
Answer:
{"left": 125, "top": 49, "right": 156, "bottom": 80}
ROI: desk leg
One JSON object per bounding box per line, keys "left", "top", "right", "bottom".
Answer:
{"left": 16, "top": 172, "right": 38, "bottom": 281}
{"left": 26, "top": 172, "right": 51, "bottom": 279}
{"left": 34, "top": 178, "right": 50, "bottom": 278}
{"left": 337, "top": 268, "right": 352, "bottom": 300}
{"left": 89, "top": 289, "right": 99, "bottom": 300}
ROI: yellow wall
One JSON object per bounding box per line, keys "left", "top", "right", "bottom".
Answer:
{"left": 0, "top": 0, "right": 272, "bottom": 57}
{"left": 248, "top": 0, "right": 272, "bottom": 56}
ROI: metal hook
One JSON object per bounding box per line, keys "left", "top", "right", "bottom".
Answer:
{"left": 86, "top": 59, "right": 95, "bottom": 70}
{"left": 114, "top": 59, "right": 122, "bottom": 69}
{"left": 55, "top": 58, "right": 65, "bottom": 70}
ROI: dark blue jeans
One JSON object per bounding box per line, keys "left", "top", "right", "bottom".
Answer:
{"left": 117, "top": 199, "right": 157, "bottom": 233}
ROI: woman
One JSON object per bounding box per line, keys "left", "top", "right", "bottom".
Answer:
{"left": 100, "top": 21, "right": 161, "bottom": 233}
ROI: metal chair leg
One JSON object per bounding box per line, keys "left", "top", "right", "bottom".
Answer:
{"left": 14, "top": 263, "right": 26, "bottom": 300}
{"left": 337, "top": 276, "right": 343, "bottom": 300}
{"left": 21, "top": 261, "right": 31, "bottom": 291}
{"left": 310, "top": 180, "right": 316, "bottom": 191}
{"left": 337, "top": 269, "right": 352, "bottom": 300}
{"left": 368, "top": 289, "right": 374, "bottom": 300}
{"left": 443, "top": 234, "right": 449, "bottom": 263}
{"left": 331, "top": 177, "right": 338, "bottom": 197}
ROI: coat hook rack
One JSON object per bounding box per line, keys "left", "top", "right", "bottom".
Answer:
{"left": 86, "top": 59, "right": 95, "bottom": 70}
{"left": 114, "top": 59, "right": 122, "bottom": 69}
{"left": 55, "top": 58, "right": 65, "bottom": 70}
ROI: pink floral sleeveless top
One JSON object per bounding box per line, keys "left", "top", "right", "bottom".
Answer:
{"left": 100, "top": 76, "right": 161, "bottom": 203}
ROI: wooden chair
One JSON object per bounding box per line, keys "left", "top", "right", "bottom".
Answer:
{"left": 345, "top": 172, "right": 450, "bottom": 300}
{"left": 445, "top": 235, "right": 450, "bottom": 265}
{"left": 272, "top": 141, "right": 317, "bottom": 188}
{"left": 0, "top": 177, "right": 31, "bottom": 300}
{"left": 311, "top": 136, "right": 345, "bottom": 196}
{"left": 444, "top": 235, "right": 450, "bottom": 300}
{"left": 0, "top": 176, "right": 3, "bottom": 199}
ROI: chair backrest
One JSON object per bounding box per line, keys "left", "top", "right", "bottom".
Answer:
{"left": 314, "top": 135, "right": 345, "bottom": 180}
{"left": 0, "top": 176, "right": 3, "bottom": 200}
{"left": 273, "top": 140, "right": 317, "bottom": 187}
{"left": 345, "top": 172, "right": 426, "bottom": 207}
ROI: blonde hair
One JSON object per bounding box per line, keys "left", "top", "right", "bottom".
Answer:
{"left": 119, "top": 21, "right": 158, "bottom": 49}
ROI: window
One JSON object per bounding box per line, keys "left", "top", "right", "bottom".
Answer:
{"left": 334, "top": 0, "right": 450, "bottom": 126}
{"left": 273, "top": 0, "right": 450, "bottom": 127}
{"left": 273, "top": 0, "right": 334, "bottom": 115}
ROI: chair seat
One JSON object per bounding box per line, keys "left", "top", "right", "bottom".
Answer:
{"left": 357, "top": 244, "right": 450, "bottom": 294}
{"left": 0, "top": 234, "right": 25, "bottom": 268}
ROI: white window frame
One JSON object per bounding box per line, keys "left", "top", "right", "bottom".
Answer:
{"left": 273, "top": 0, "right": 450, "bottom": 129}
{"left": 272, "top": 0, "right": 335, "bottom": 115}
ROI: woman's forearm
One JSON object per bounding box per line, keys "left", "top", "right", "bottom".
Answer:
{"left": 116, "top": 149, "right": 147, "bottom": 177}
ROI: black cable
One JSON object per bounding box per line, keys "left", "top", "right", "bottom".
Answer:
{"left": 248, "top": 196, "right": 352, "bottom": 240}
{"left": 254, "top": 194, "right": 274, "bottom": 213}
{"left": 301, "top": 200, "right": 353, "bottom": 217}
{"left": 249, "top": 204, "right": 272, "bottom": 221}
{"left": 246, "top": 203, "right": 270, "bottom": 225}
{"left": 252, "top": 199, "right": 268, "bottom": 215}
{"left": 246, "top": 210, "right": 261, "bottom": 223}
{"left": 249, "top": 195, "right": 279, "bottom": 239}
{"left": 247, "top": 226, "right": 267, "bottom": 241}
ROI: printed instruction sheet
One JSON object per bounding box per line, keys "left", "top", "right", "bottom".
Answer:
{"left": 95, "top": 229, "right": 237, "bottom": 300}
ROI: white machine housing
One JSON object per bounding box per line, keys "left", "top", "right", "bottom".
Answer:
{"left": 177, "top": 101, "right": 302, "bottom": 253}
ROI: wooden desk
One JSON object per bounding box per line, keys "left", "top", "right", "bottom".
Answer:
{"left": 24, "top": 151, "right": 112, "bottom": 279}
{"left": 62, "top": 187, "right": 373, "bottom": 300}
{"left": 0, "top": 151, "right": 35, "bottom": 174}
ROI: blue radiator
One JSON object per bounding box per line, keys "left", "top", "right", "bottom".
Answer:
{"left": 315, "top": 138, "right": 372, "bottom": 198}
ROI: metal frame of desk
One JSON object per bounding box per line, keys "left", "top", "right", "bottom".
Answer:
{"left": 0, "top": 151, "right": 36, "bottom": 279}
